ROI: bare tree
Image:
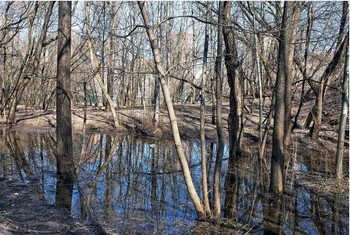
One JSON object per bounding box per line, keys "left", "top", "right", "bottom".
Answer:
{"left": 6, "top": 2, "right": 54, "bottom": 123}
{"left": 270, "top": 2, "right": 297, "bottom": 194}
{"left": 223, "top": 1, "right": 244, "bottom": 157}
{"left": 137, "top": 1, "right": 205, "bottom": 220}
{"left": 200, "top": 2, "right": 211, "bottom": 216}
{"left": 213, "top": 1, "right": 225, "bottom": 218}
{"left": 84, "top": 1, "right": 119, "bottom": 128}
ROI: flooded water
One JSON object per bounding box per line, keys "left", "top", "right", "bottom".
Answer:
{"left": 0, "top": 131, "right": 348, "bottom": 234}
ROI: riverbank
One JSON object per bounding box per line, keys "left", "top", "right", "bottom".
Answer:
{"left": 0, "top": 178, "right": 107, "bottom": 234}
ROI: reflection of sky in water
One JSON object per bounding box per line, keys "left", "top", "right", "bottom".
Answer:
{"left": 0, "top": 132, "right": 348, "bottom": 234}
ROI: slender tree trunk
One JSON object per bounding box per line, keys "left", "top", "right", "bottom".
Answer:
{"left": 106, "top": 3, "right": 116, "bottom": 112}
{"left": 137, "top": 1, "right": 205, "bottom": 220}
{"left": 213, "top": 1, "right": 225, "bottom": 218}
{"left": 336, "top": 39, "right": 349, "bottom": 180}
{"left": 153, "top": 3, "right": 163, "bottom": 127}
{"left": 56, "top": 1, "right": 75, "bottom": 208}
{"left": 200, "top": 2, "right": 211, "bottom": 216}
{"left": 254, "top": 18, "right": 263, "bottom": 142}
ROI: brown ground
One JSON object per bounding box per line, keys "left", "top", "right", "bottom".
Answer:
{"left": 0, "top": 94, "right": 348, "bottom": 234}
{"left": 0, "top": 178, "right": 106, "bottom": 235}
{"left": 1, "top": 103, "right": 228, "bottom": 141}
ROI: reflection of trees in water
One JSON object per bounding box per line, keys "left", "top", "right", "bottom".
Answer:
{"left": 74, "top": 135, "right": 198, "bottom": 232}
{"left": 0, "top": 132, "right": 348, "bottom": 234}
{"left": 222, "top": 153, "right": 348, "bottom": 234}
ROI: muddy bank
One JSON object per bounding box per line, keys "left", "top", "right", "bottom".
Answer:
{"left": 0, "top": 178, "right": 106, "bottom": 235}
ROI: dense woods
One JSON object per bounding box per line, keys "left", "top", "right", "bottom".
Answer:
{"left": 0, "top": 1, "right": 348, "bottom": 231}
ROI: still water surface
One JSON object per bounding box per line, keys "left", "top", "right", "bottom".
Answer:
{"left": 0, "top": 131, "right": 348, "bottom": 234}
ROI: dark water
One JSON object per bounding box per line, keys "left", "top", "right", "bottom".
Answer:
{"left": 0, "top": 131, "right": 348, "bottom": 234}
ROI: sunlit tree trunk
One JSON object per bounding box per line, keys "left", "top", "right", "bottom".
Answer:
{"left": 106, "top": 3, "right": 116, "bottom": 112}
{"left": 213, "top": 1, "right": 225, "bottom": 218}
{"left": 336, "top": 38, "right": 349, "bottom": 180}
{"left": 200, "top": 2, "right": 211, "bottom": 216}
{"left": 56, "top": 0, "right": 75, "bottom": 209}
{"left": 137, "top": 1, "right": 205, "bottom": 220}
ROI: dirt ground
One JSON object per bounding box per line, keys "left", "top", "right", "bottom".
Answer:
{"left": 0, "top": 97, "right": 348, "bottom": 234}
{"left": 0, "top": 178, "right": 107, "bottom": 235}
{"left": 1, "top": 103, "right": 228, "bottom": 141}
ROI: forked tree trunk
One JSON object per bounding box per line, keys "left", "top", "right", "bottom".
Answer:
{"left": 137, "top": 1, "right": 205, "bottom": 220}
{"left": 213, "top": 1, "right": 225, "bottom": 218}
{"left": 270, "top": 2, "right": 291, "bottom": 194}
{"left": 223, "top": 1, "right": 244, "bottom": 157}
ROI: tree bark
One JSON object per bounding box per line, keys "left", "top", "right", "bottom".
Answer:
{"left": 223, "top": 0, "right": 244, "bottom": 157}
{"left": 56, "top": 1, "right": 75, "bottom": 207}
{"left": 336, "top": 38, "right": 349, "bottom": 180}
{"left": 270, "top": 2, "right": 291, "bottom": 194}
{"left": 213, "top": 1, "right": 225, "bottom": 218}
{"left": 106, "top": 3, "right": 116, "bottom": 112}
{"left": 200, "top": 2, "right": 211, "bottom": 215}
{"left": 137, "top": 1, "right": 205, "bottom": 221}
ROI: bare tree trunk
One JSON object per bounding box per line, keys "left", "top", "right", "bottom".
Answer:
{"left": 56, "top": 1, "right": 75, "bottom": 208}
{"left": 213, "top": 1, "right": 225, "bottom": 218}
{"left": 336, "top": 38, "right": 349, "bottom": 180}
{"left": 283, "top": 3, "right": 301, "bottom": 147}
{"left": 137, "top": 1, "right": 205, "bottom": 220}
{"left": 223, "top": 1, "right": 243, "bottom": 157}
{"left": 106, "top": 3, "right": 116, "bottom": 112}
{"left": 153, "top": 3, "right": 163, "bottom": 127}
{"left": 254, "top": 17, "right": 263, "bottom": 142}
{"left": 270, "top": 2, "right": 291, "bottom": 194}
{"left": 200, "top": 2, "right": 211, "bottom": 216}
